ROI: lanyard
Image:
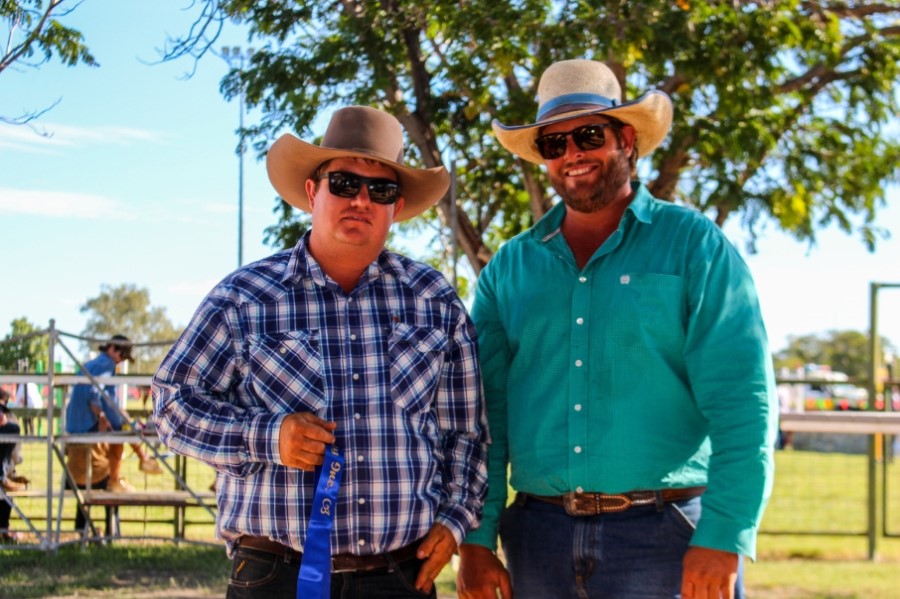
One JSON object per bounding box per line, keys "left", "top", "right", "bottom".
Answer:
{"left": 297, "top": 445, "right": 344, "bottom": 599}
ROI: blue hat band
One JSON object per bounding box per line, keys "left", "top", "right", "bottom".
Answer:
{"left": 536, "top": 93, "right": 619, "bottom": 121}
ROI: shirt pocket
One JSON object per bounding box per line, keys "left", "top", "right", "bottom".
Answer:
{"left": 615, "top": 272, "right": 685, "bottom": 347}
{"left": 387, "top": 323, "right": 448, "bottom": 413}
{"left": 246, "top": 330, "right": 325, "bottom": 413}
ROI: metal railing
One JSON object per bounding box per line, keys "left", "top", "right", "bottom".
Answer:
{"left": 767, "top": 411, "right": 900, "bottom": 559}
{"left": 0, "top": 321, "right": 217, "bottom": 549}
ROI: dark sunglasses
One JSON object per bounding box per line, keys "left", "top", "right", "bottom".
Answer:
{"left": 317, "top": 171, "right": 401, "bottom": 204}
{"left": 534, "top": 123, "right": 618, "bottom": 160}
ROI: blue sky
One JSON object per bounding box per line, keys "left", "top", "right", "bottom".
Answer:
{"left": 2, "top": 1, "right": 899, "bottom": 363}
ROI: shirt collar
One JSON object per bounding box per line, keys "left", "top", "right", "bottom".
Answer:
{"left": 628, "top": 182, "right": 654, "bottom": 224}
{"left": 281, "top": 232, "right": 321, "bottom": 286}
{"left": 532, "top": 181, "right": 654, "bottom": 243}
{"left": 281, "top": 231, "right": 410, "bottom": 288}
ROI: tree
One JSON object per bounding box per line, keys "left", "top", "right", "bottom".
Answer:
{"left": 774, "top": 329, "right": 895, "bottom": 380}
{"left": 79, "top": 284, "right": 182, "bottom": 373}
{"left": 0, "top": 317, "right": 50, "bottom": 372}
{"left": 1, "top": 0, "right": 97, "bottom": 125}
{"left": 166, "top": 1, "right": 899, "bottom": 278}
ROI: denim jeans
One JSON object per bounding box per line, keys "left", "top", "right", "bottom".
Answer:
{"left": 499, "top": 495, "right": 745, "bottom": 599}
{"left": 226, "top": 545, "right": 436, "bottom": 599}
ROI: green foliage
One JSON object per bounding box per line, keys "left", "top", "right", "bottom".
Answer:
{"left": 79, "top": 284, "right": 182, "bottom": 373}
{"left": 774, "top": 329, "right": 895, "bottom": 380}
{"left": 1, "top": 0, "right": 97, "bottom": 123}
{"left": 170, "top": 1, "right": 899, "bottom": 275}
{"left": 262, "top": 197, "right": 309, "bottom": 250}
{"left": 0, "top": 317, "right": 49, "bottom": 372}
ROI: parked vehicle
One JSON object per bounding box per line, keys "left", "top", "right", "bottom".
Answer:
{"left": 831, "top": 383, "right": 868, "bottom": 411}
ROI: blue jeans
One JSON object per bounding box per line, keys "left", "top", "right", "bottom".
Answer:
{"left": 225, "top": 545, "right": 436, "bottom": 599}
{"left": 500, "top": 495, "right": 744, "bottom": 599}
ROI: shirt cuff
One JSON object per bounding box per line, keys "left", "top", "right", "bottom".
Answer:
{"left": 244, "top": 413, "right": 285, "bottom": 464}
{"left": 691, "top": 518, "right": 758, "bottom": 561}
{"left": 462, "top": 522, "right": 498, "bottom": 551}
{"left": 435, "top": 503, "right": 479, "bottom": 548}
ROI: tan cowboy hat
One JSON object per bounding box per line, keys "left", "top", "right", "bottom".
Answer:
{"left": 493, "top": 59, "right": 673, "bottom": 164}
{"left": 266, "top": 106, "right": 450, "bottom": 221}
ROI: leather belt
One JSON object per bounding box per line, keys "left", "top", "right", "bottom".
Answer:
{"left": 519, "top": 486, "right": 706, "bottom": 516}
{"left": 237, "top": 535, "right": 421, "bottom": 573}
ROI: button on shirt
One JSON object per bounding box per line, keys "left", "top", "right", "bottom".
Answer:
{"left": 152, "top": 234, "right": 489, "bottom": 556}
{"left": 464, "top": 183, "right": 777, "bottom": 559}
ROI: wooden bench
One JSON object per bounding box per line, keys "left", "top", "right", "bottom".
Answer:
{"left": 3, "top": 488, "right": 218, "bottom": 542}
{"left": 4, "top": 489, "right": 215, "bottom": 505}
{"left": 79, "top": 490, "right": 216, "bottom": 507}
{"left": 69, "top": 489, "right": 217, "bottom": 541}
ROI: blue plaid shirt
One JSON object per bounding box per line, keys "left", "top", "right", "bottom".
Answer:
{"left": 152, "top": 233, "right": 489, "bottom": 556}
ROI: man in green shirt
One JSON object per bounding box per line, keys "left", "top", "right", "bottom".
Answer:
{"left": 457, "top": 59, "right": 777, "bottom": 599}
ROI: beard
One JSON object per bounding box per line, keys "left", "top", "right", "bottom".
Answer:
{"left": 548, "top": 148, "right": 632, "bottom": 214}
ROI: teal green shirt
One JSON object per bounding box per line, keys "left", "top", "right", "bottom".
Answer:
{"left": 465, "top": 183, "right": 777, "bottom": 559}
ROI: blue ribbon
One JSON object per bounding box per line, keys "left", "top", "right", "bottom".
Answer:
{"left": 297, "top": 445, "right": 344, "bottom": 599}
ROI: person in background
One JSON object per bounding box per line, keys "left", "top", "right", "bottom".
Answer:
{"left": 457, "top": 59, "right": 778, "bottom": 599}
{"left": 14, "top": 381, "right": 43, "bottom": 435}
{"left": 64, "top": 437, "right": 116, "bottom": 534}
{"left": 67, "top": 335, "right": 162, "bottom": 493}
{"left": 153, "top": 106, "right": 488, "bottom": 598}
{"left": 1, "top": 393, "right": 26, "bottom": 542}
{"left": 0, "top": 390, "right": 26, "bottom": 491}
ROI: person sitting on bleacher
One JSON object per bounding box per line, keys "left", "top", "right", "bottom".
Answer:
{"left": 66, "top": 335, "right": 162, "bottom": 493}
{"left": 0, "top": 390, "right": 27, "bottom": 492}
{"left": 1, "top": 393, "right": 29, "bottom": 543}
{"left": 64, "top": 438, "right": 115, "bottom": 534}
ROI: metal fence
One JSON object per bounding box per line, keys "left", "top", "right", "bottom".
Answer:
{"left": 771, "top": 412, "right": 900, "bottom": 559}
{"left": 0, "top": 323, "right": 215, "bottom": 550}
{"left": 3, "top": 322, "right": 900, "bottom": 556}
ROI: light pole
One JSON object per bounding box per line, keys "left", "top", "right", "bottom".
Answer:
{"left": 220, "top": 46, "right": 253, "bottom": 268}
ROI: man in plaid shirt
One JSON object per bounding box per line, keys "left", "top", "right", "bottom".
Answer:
{"left": 153, "top": 106, "right": 488, "bottom": 599}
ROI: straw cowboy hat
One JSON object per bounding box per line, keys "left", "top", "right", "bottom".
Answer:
{"left": 493, "top": 59, "right": 674, "bottom": 164}
{"left": 266, "top": 106, "right": 450, "bottom": 222}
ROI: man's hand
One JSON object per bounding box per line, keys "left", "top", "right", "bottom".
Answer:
{"left": 414, "top": 523, "right": 457, "bottom": 593}
{"left": 457, "top": 543, "right": 513, "bottom": 599}
{"left": 277, "top": 412, "right": 336, "bottom": 471}
{"left": 681, "top": 546, "right": 739, "bottom": 599}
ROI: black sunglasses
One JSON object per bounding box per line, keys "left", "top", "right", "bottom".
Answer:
{"left": 317, "top": 171, "right": 401, "bottom": 204}
{"left": 534, "top": 123, "right": 618, "bottom": 160}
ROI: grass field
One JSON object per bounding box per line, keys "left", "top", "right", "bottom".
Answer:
{"left": 1, "top": 542, "right": 899, "bottom": 598}
{"left": 3, "top": 440, "right": 900, "bottom": 597}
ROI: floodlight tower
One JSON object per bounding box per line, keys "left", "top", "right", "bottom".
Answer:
{"left": 220, "top": 46, "right": 253, "bottom": 268}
